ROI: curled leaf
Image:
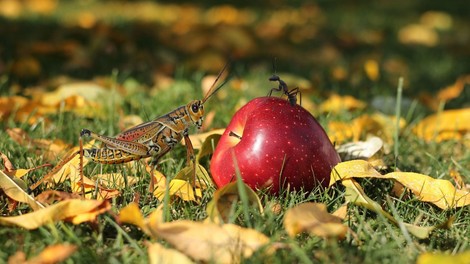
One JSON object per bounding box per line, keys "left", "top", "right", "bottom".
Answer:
{"left": 0, "top": 170, "right": 44, "bottom": 211}
{"left": 342, "top": 179, "right": 449, "bottom": 239}
{"left": 0, "top": 199, "right": 110, "bottom": 229}
{"left": 206, "top": 181, "right": 263, "bottom": 224}
{"left": 330, "top": 160, "right": 470, "bottom": 209}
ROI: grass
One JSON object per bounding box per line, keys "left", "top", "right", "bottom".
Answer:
{"left": 0, "top": 68, "right": 469, "bottom": 264}
{"left": 1, "top": 1, "right": 470, "bottom": 262}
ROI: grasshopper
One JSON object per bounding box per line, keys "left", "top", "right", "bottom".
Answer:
{"left": 31, "top": 64, "right": 229, "bottom": 192}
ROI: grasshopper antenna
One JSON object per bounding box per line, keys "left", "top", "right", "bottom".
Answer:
{"left": 202, "top": 62, "right": 230, "bottom": 104}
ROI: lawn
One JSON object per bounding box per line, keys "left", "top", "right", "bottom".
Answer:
{"left": 0, "top": 1, "right": 469, "bottom": 263}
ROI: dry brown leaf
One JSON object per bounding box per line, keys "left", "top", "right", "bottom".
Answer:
{"left": 155, "top": 220, "right": 270, "bottom": 263}
{"left": 6, "top": 128, "right": 71, "bottom": 162}
{"left": 27, "top": 244, "right": 78, "bottom": 264}
{"left": 35, "top": 190, "right": 82, "bottom": 205}
{"left": 147, "top": 242, "right": 195, "bottom": 264}
{"left": 73, "top": 174, "right": 121, "bottom": 200}
{"left": 413, "top": 108, "right": 470, "bottom": 142}
{"left": 283, "top": 202, "right": 348, "bottom": 239}
{"left": 0, "top": 199, "right": 110, "bottom": 229}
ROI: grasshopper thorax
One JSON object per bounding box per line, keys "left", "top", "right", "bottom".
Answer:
{"left": 186, "top": 100, "right": 204, "bottom": 129}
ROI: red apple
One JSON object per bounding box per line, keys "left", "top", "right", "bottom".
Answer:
{"left": 210, "top": 97, "right": 340, "bottom": 194}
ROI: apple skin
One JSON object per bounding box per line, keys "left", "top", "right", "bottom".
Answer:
{"left": 210, "top": 97, "right": 341, "bottom": 194}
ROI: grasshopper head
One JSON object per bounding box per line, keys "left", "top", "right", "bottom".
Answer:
{"left": 187, "top": 100, "right": 204, "bottom": 129}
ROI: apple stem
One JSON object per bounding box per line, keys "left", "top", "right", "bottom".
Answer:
{"left": 229, "top": 131, "right": 242, "bottom": 140}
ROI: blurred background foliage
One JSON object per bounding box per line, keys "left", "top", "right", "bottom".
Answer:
{"left": 0, "top": 0, "right": 469, "bottom": 107}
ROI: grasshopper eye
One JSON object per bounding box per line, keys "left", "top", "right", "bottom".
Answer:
{"left": 191, "top": 103, "right": 199, "bottom": 113}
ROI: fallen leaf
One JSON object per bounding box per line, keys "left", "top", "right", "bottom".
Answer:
{"left": 196, "top": 133, "right": 222, "bottom": 162}
{"left": 328, "top": 113, "right": 406, "bottom": 145}
{"left": 398, "top": 24, "right": 438, "bottom": 46}
{"left": 0, "top": 199, "right": 110, "bottom": 229}
{"left": 27, "top": 244, "right": 78, "bottom": 264}
{"left": 416, "top": 250, "right": 470, "bottom": 264}
{"left": 437, "top": 75, "right": 470, "bottom": 102}
{"left": 449, "top": 169, "right": 467, "bottom": 191}
{"left": 186, "top": 128, "right": 225, "bottom": 150}
{"left": 73, "top": 174, "right": 121, "bottom": 200}
{"left": 35, "top": 190, "right": 82, "bottom": 205}
{"left": 413, "top": 108, "right": 470, "bottom": 142}
{"left": 332, "top": 203, "right": 349, "bottom": 220}
{"left": 118, "top": 202, "right": 150, "bottom": 235}
{"left": 0, "top": 170, "right": 45, "bottom": 211}
{"left": 319, "top": 93, "right": 366, "bottom": 113}
{"left": 206, "top": 181, "right": 263, "bottom": 224}
{"left": 386, "top": 171, "right": 470, "bottom": 210}
{"left": 147, "top": 242, "right": 194, "bottom": 264}
{"left": 6, "top": 128, "right": 71, "bottom": 162}
{"left": 154, "top": 179, "right": 201, "bottom": 202}
{"left": 330, "top": 160, "right": 470, "bottom": 209}
{"left": 342, "top": 179, "right": 447, "bottom": 239}
{"left": 364, "top": 59, "right": 380, "bottom": 81}
{"left": 336, "top": 136, "right": 383, "bottom": 161}
{"left": 155, "top": 220, "right": 270, "bottom": 263}
{"left": 283, "top": 202, "right": 348, "bottom": 239}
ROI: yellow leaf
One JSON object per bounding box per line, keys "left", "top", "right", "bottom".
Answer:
{"left": 206, "top": 181, "right": 263, "bottom": 224}
{"left": 0, "top": 199, "right": 110, "bottom": 229}
{"left": 437, "top": 75, "right": 470, "bottom": 102}
{"left": 329, "top": 159, "right": 382, "bottom": 186}
{"left": 328, "top": 113, "right": 405, "bottom": 145}
{"left": 196, "top": 133, "right": 222, "bottom": 162}
{"left": 319, "top": 94, "right": 366, "bottom": 113}
{"left": 398, "top": 24, "right": 438, "bottom": 46}
{"left": 413, "top": 108, "right": 470, "bottom": 142}
{"left": 364, "top": 59, "right": 380, "bottom": 81}
{"left": 283, "top": 202, "right": 348, "bottom": 239}
{"left": 0, "top": 170, "right": 44, "bottom": 211}
{"left": 385, "top": 172, "right": 470, "bottom": 210}
{"left": 147, "top": 242, "right": 194, "bottom": 264}
{"left": 174, "top": 163, "right": 212, "bottom": 189}
{"left": 342, "top": 179, "right": 444, "bottom": 239}
{"left": 416, "top": 251, "right": 470, "bottom": 264}
{"left": 330, "top": 160, "right": 470, "bottom": 209}
{"left": 118, "top": 203, "right": 149, "bottom": 235}
{"left": 155, "top": 220, "right": 270, "bottom": 263}
{"left": 332, "top": 203, "right": 349, "bottom": 220}
{"left": 186, "top": 128, "right": 225, "bottom": 150}
{"left": 28, "top": 244, "right": 77, "bottom": 264}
